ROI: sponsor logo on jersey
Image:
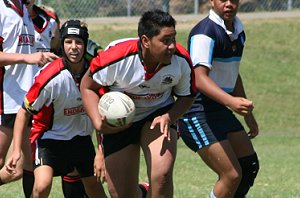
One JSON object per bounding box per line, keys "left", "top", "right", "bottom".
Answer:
{"left": 19, "top": 34, "right": 34, "bottom": 46}
{"left": 125, "top": 92, "right": 163, "bottom": 100}
{"left": 64, "top": 105, "right": 85, "bottom": 115}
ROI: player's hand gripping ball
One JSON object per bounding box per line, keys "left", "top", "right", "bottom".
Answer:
{"left": 98, "top": 92, "right": 135, "bottom": 127}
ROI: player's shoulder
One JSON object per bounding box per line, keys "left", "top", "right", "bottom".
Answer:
{"left": 174, "top": 43, "right": 191, "bottom": 62}
{"left": 190, "top": 16, "right": 218, "bottom": 38}
{"left": 38, "top": 58, "right": 64, "bottom": 79}
{"left": 101, "top": 38, "right": 139, "bottom": 63}
{"left": 105, "top": 38, "right": 139, "bottom": 50}
{"left": 33, "top": 5, "right": 57, "bottom": 21}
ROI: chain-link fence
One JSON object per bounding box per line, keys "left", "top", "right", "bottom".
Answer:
{"left": 38, "top": 0, "right": 300, "bottom": 19}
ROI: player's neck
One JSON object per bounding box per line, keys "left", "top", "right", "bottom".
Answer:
{"left": 141, "top": 48, "right": 159, "bottom": 73}
{"left": 69, "top": 60, "right": 85, "bottom": 75}
{"left": 225, "top": 21, "right": 234, "bottom": 32}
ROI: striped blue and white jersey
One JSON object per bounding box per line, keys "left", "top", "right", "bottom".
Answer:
{"left": 188, "top": 10, "right": 246, "bottom": 112}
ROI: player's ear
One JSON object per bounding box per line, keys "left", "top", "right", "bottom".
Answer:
{"left": 141, "top": 35, "right": 150, "bottom": 49}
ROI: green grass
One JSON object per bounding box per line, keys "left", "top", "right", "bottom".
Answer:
{"left": 1, "top": 17, "right": 300, "bottom": 197}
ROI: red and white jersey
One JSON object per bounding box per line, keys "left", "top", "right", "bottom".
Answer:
{"left": 24, "top": 58, "right": 93, "bottom": 142}
{"left": 90, "top": 39, "right": 195, "bottom": 122}
{"left": 32, "top": 5, "right": 59, "bottom": 52}
{"left": 0, "top": 0, "right": 38, "bottom": 114}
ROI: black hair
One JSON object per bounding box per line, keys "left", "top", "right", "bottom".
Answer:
{"left": 138, "top": 9, "right": 176, "bottom": 39}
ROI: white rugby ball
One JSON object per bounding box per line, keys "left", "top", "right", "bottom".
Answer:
{"left": 98, "top": 91, "right": 135, "bottom": 127}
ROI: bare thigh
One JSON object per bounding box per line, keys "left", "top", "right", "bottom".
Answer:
{"left": 105, "top": 144, "right": 140, "bottom": 198}
{"left": 198, "top": 140, "right": 241, "bottom": 177}
{"left": 33, "top": 165, "right": 54, "bottom": 197}
{"left": 81, "top": 176, "right": 106, "bottom": 198}
{"left": 141, "top": 121, "right": 177, "bottom": 179}
{"left": 227, "top": 130, "right": 255, "bottom": 158}
{"left": 0, "top": 126, "right": 13, "bottom": 167}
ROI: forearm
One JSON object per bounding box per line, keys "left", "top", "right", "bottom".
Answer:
{"left": 0, "top": 52, "right": 28, "bottom": 66}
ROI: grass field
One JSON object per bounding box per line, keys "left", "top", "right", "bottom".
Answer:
{"left": 0, "top": 14, "right": 299, "bottom": 197}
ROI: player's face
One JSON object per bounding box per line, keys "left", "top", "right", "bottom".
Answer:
{"left": 147, "top": 26, "right": 176, "bottom": 65}
{"left": 63, "top": 37, "right": 85, "bottom": 63}
{"left": 211, "top": 0, "right": 239, "bottom": 22}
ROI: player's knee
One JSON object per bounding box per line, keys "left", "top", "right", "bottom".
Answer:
{"left": 150, "top": 168, "right": 173, "bottom": 194}
{"left": 228, "top": 167, "right": 242, "bottom": 187}
{"left": 0, "top": 166, "right": 23, "bottom": 185}
{"left": 33, "top": 182, "right": 51, "bottom": 197}
{"left": 220, "top": 164, "right": 242, "bottom": 189}
{"left": 234, "top": 153, "right": 259, "bottom": 198}
{"left": 240, "top": 153, "right": 259, "bottom": 186}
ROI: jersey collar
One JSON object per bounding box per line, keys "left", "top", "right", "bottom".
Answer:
{"left": 209, "top": 9, "right": 244, "bottom": 41}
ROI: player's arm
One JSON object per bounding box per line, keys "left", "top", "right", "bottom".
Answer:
{"left": 0, "top": 51, "right": 59, "bottom": 67}
{"left": 5, "top": 107, "right": 32, "bottom": 173}
{"left": 195, "top": 65, "right": 253, "bottom": 116}
{"left": 80, "top": 69, "right": 126, "bottom": 134}
{"left": 94, "top": 130, "right": 106, "bottom": 183}
{"left": 80, "top": 69, "right": 103, "bottom": 131}
{"left": 233, "top": 74, "right": 259, "bottom": 138}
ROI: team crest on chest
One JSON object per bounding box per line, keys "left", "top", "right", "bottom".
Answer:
{"left": 162, "top": 75, "right": 175, "bottom": 85}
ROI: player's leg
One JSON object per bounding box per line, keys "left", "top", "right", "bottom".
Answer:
{"left": 0, "top": 115, "right": 24, "bottom": 184}
{"left": 0, "top": 134, "right": 24, "bottom": 184}
{"left": 0, "top": 126, "right": 12, "bottom": 168}
{"left": 140, "top": 121, "right": 177, "bottom": 198}
{"left": 227, "top": 131, "right": 259, "bottom": 198}
{"left": 61, "top": 174, "right": 88, "bottom": 198}
{"left": 198, "top": 140, "right": 242, "bottom": 198}
{"left": 22, "top": 126, "right": 34, "bottom": 197}
{"left": 72, "top": 135, "right": 106, "bottom": 198}
{"left": 81, "top": 175, "right": 106, "bottom": 198}
{"left": 179, "top": 110, "right": 244, "bottom": 198}
{"left": 104, "top": 144, "right": 140, "bottom": 198}
{"left": 32, "top": 165, "right": 54, "bottom": 197}
{"left": 22, "top": 169, "right": 34, "bottom": 198}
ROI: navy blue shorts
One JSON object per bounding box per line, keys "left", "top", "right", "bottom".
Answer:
{"left": 33, "top": 135, "right": 95, "bottom": 177}
{"left": 178, "top": 108, "right": 244, "bottom": 152}
{"left": 103, "top": 104, "right": 173, "bottom": 157}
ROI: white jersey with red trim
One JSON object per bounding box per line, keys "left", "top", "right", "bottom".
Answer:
{"left": 24, "top": 58, "right": 92, "bottom": 142}
{"left": 32, "top": 5, "right": 59, "bottom": 52}
{"left": 0, "top": 0, "right": 38, "bottom": 114}
{"left": 90, "top": 39, "right": 195, "bottom": 122}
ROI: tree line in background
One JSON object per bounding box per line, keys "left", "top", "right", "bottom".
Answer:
{"left": 43, "top": 0, "right": 300, "bottom": 19}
